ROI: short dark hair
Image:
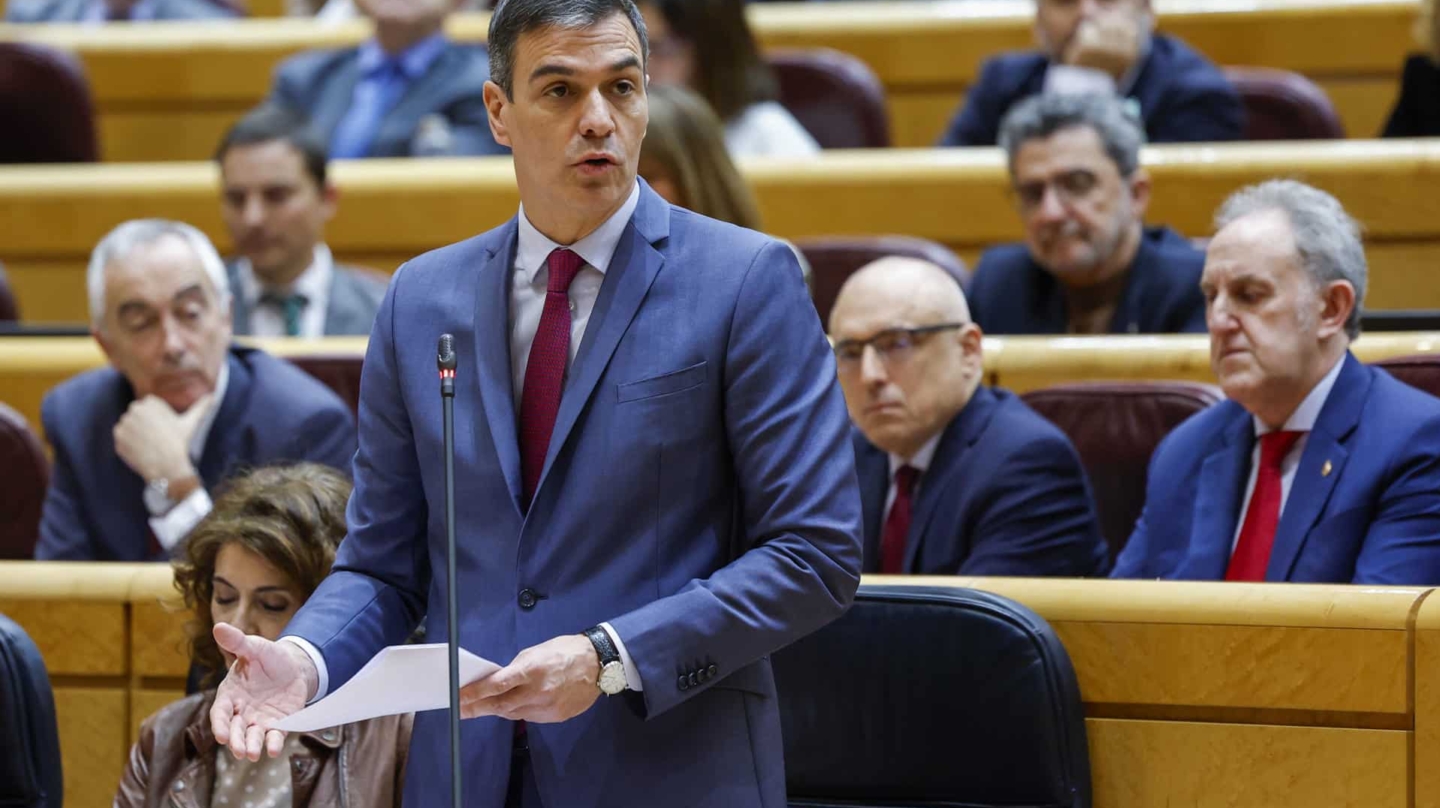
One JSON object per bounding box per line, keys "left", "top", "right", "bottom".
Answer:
{"left": 998, "top": 93, "right": 1145, "bottom": 178}
{"left": 214, "top": 104, "right": 329, "bottom": 188}
{"left": 647, "top": 0, "right": 776, "bottom": 121}
{"left": 488, "top": 0, "right": 649, "bottom": 99}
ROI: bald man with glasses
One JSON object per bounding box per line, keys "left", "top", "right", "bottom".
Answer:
{"left": 829, "top": 256, "right": 1109, "bottom": 577}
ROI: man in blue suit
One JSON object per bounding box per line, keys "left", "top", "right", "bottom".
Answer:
{"left": 937, "top": 0, "right": 1241, "bottom": 147}
{"left": 831, "top": 256, "right": 1108, "bottom": 577}
{"left": 208, "top": 1, "right": 863, "bottom": 806}
{"left": 35, "top": 219, "right": 356, "bottom": 562}
{"left": 970, "top": 93, "right": 1206, "bottom": 335}
{"left": 5, "top": 0, "right": 232, "bottom": 23}
{"left": 268, "top": 0, "right": 508, "bottom": 159}
{"left": 1114, "top": 180, "right": 1440, "bottom": 584}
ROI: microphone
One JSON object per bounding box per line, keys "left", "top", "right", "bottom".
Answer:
{"left": 436, "top": 334, "right": 461, "bottom": 808}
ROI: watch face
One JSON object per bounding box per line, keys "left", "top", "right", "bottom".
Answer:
{"left": 598, "top": 661, "right": 627, "bottom": 695}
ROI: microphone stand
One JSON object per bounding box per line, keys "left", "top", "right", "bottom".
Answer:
{"left": 437, "top": 334, "right": 461, "bottom": 808}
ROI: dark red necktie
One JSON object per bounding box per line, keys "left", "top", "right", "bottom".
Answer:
{"left": 880, "top": 465, "right": 919, "bottom": 574}
{"left": 1226, "top": 430, "right": 1305, "bottom": 581}
{"left": 518, "top": 248, "right": 584, "bottom": 510}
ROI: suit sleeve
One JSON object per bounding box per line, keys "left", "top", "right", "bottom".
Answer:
{"left": 938, "top": 59, "right": 1006, "bottom": 147}
{"left": 958, "top": 431, "right": 1110, "bottom": 577}
{"left": 1110, "top": 427, "right": 1176, "bottom": 578}
{"left": 608, "top": 241, "right": 864, "bottom": 719}
{"left": 34, "top": 395, "right": 97, "bottom": 560}
{"left": 1349, "top": 416, "right": 1440, "bottom": 584}
{"left": 282, "top": 265, "right": 431, "bottom": 688}
{"left": 1148, "top": 74, "right": 1244, "bottom": 143}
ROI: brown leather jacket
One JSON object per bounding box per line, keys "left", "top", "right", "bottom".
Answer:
{"left": 114, "top": 690, "right": 412, "bottom": 808}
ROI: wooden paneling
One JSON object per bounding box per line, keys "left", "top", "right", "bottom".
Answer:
{"left": 0, "top": 600, "right": 126, "bottom": 676}
{"left": 130, "top": 599, "right": 192, "bottom": 678}
{"left": 54, "top": 687, "right": 128, "bottom": 808}
{"left": 0, "top": 0, "right": 1418, "bottom": 157}
{"left": 1411, "top": 591, "right": 1440, "bottom": 806}
{"left": 1086, "top": 718, "right": 1410, "bottom": 807}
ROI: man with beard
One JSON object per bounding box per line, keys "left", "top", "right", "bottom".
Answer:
{"left": 968, "top": 92, "right": 1207, "bottom": 335}
{"left": 34, "top": 219, "right": 356, "bottom": 561}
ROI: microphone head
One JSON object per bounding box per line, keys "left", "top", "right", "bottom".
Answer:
{"left": 437, "top": 333, "right": 457, "bottom": 371}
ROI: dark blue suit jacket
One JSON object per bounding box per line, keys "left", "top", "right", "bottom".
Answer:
{"left": 938, "top": 34, "right": 1243, "bottom": 147}
{"left": 970, "top": 225, "right": 1207, "bottom": 335}
{"left": 281, "top": 181, "right": 863, "bottom": 807}
{"left": 269, "top": 41, "right": 506, "bottom": 158}
{"left": 854, "top": 385, "right": 1109, "bottom": 577}
{"left": 1113, "top": 353, "right": 1440, "bottom": 583}
{"left": 35, "top": 347, "right": 356, "bottom": 561}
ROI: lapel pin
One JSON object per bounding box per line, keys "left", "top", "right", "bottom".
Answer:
{"left": 1321, "top": 460, "right": 1333, "bottom": 477}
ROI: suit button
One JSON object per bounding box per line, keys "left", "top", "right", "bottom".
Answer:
{"left": 678, "top": 675, "right": 689, "bottom": 692}
{"left": 518, "top": 589, "right": 537, "bottom": 610}
{"left": 688, "top": 671, "right": 699, "bottom": 687}
{"left": 707, "top": 664, "right": 718, "bottom": 678}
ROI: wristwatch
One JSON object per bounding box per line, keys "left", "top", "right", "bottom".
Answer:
{"left": 583, "top": 626, "right": 628, "bottom": 695}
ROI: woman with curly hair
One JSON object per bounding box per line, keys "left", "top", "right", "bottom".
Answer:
{"left": 115, "top": 463, "right": 411, "bottom": 808}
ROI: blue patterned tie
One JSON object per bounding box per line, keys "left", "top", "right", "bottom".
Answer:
{"left": 330, "top": 59, "right": 406, "bottom": 159}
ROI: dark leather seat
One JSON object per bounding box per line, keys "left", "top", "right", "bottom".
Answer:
{"left": 0, "top": 43, "right": 98, "bottom": 164}
{"left": 1021, "top": 382, "right": 1223, "bottom": 561}
{"left": 287, "top": 353, "right": 364, "bottom": 417}
{"left": 0, "top": 403, "right": 49, "bottom": 560}
{"left": 0, "top": 263, "right": 19, "bottom": 322}
{"left": 0, "top": 613, "right": 63, "bottom": 808}
{"left": 1374, "top": 354, "right": 1440, "bottom": 399}
{"left": 768, "top": 48, "right": 890, "bottom": 149}
{"left": 774, "top": 584, "right": 1090, "bottom": 808}
{"left": 795, "top": 236, "right": 969, "bottom": 327}
{"left": 1223, "top": 67, "right": 1345, "bottom": 140}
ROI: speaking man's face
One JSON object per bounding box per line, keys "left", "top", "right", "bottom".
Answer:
{"left": 485, "top": 13, "right": 649, "bottom": 231}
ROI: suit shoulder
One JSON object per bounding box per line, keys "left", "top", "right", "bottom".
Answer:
{"left": 161, "top": 0, "right": 234, "bottom": 19}
{"left": 3, "top": 0, "right": 54, "bottom": 21}
{"left": 973, "top": 242, "right": 1034, "bottom": 282}
{"left": 275, "top": 47, "right": 357, "bottom": 87}
{"left": 240, "top": 349, "right": 350, "bottom": 418}
{"left": 669, "top": 207, "right": 784, "bottom": 265}
{"left": 1151, "top": 34, "right": 1232, "bottom": 90}
{"left": 335, "top": 264, "right": 389, "bottom": 300}
{"left": 1368, "top": 365, "right": 1440, "bottom": 425}
{"left": 42, "top": 365, "right": 124, "bottom": 425}
{"left": 988, "top": 390, "right": 1083, "bottom": 458}
{"left": 1149, "top": 397, "right": 1240, "bottom": 463}
{"left": 975, "top": 51, "right": 1048, "bottom": 89}
{"left": 440, "top": 42, "right": 492, "bottom": 79}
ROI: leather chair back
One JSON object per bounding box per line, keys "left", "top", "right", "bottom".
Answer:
{"left": 795, "top": 236, "right": 968, "bottom": 328}
{"left": 0, "top": 613, "right": 63, "bottom": 808}
{"left": 1374, "top": 354, "right": 1440, "bottom": 399}
{"left": 0, "top": 263, "right": 19, "bottom": 322}
{"left": 775, "top": 585, "right": 1090, "bottom": 807}
{"left": 769, "top": 48, "right": 890, "bottom": 148}
{"left": 1021, "top": 382, "right": 1223, "bottom": 560}
{"left": 1223, "top": 67, "right": 1345, "bottom": 140}
{"left": 0, "top": 43, "right": 98, "bottom": 164}
{"left": 0, "top": 403, "right": 49, "bottom": 560}
{"left": 288, "top": 354, "right": 364, "bottom": 417}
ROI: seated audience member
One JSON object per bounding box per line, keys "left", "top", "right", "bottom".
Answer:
{"left": 969, "top": 93, "right": 1206, "bottom": 335}
{"left": 638, "top": 0, "right": 820, "bottom": 157}
{"left": 4, "top": 0, "right": 232, "bottom": 22}
{"left": 1382, "top": 0, "right": 1440, "bottom": 136}
{"left": 1114, "top": 180, "right": 1440, "bottom": 584}
{"left": 34, "top": 220, "right": 356, "bottom": 562}
{"left": 937, "top": 0, "right": 1241, "bottom": 147}
{"left": 217, "top": 106, "right": 386, "bottom": 337}
{"left": 115, "top": 463, "right": 411, "bottom": 807}
{"left": 830, "top": 256, "right": 1109, "bottom": 577}
{"left": 268, "top": 0, "right": 505, "bottom": 159}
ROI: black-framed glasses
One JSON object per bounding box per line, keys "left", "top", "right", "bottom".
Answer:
{"left": 832, "top": 322, "right": 968, "bottom": 369}
{"left": 1011, "top": 168, "right": 1101, "bottom": 213}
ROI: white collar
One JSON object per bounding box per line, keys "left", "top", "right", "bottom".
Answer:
{"left": 515, "top": 183, "right": 641, "bottom": 284}
{"left": 237, "top": 245, "right": 334, "bottom": 304}
{"left": 1253, "top": 353, "right": 1346, "bottom": 436}
{"left": 888, "top": 431, "right": 943, "bottom": 478}
{"left": 188, "top": 359, "right": 230, "bottom": 463}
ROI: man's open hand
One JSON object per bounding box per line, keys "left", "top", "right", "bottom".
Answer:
{"left": 209, "top": 623, "right": 317, "bottom": 761}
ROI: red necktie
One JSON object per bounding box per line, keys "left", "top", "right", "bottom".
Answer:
{"left": 1226, "top": 430, "right": 1305, "bottom": 581}
{"left": 518, "top": 248, "right": 584, "bottom": 510}
{"left": 880, "top": 465, "right": 919, "bottom": 574}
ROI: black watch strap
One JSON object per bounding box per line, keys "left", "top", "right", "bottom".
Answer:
{"left": 584, "top": 626, "right": 620, "bottom": 665}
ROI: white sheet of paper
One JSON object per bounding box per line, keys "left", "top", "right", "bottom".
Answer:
{"left": 273, "top": 642, "right": 500, "bottom": 732}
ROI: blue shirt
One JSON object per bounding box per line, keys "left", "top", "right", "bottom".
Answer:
{"left": 85, "top": 0, "right": 159, "bottom": 20}
{"left": 330, "top": 33, "right": 450, "bottom": 159}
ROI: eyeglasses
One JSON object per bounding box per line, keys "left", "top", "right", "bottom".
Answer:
{"left": 832, "top": 323, "right": 967, "bottom": 370}
{"left": 1011, "top": 168, "right": 1101, "bottom": 213}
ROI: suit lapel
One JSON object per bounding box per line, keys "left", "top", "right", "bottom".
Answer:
{"left": 323, "top": 268, "right": 356, "bottom": 335}
{"left": 312, "top": 56, "right": 363, "bottom": 146}
{"left": 472, "top": 223, "right": 524, "bottom": 512}
{"left": 1181, "top": 407, "right": 1253, "bottom": 579}
{"left": 374, "top": 45, "right": 455, "bottom": 156}
{"left": 904, "top": 386, "right": 998, "bottom": 572}
{"left": 533, "top": 185, "right": 668, "bottom": 500}
{"left": 852, "top": 436, "right": 889, "bottom": 574}
{"left": 197, "top": 350, "right": 250, "bottom": 484}
{"left": 1266, "top": 354, "right": 1367, "bottom": 580}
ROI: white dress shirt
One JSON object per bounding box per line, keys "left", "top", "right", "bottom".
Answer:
{"left": 1229, "top": 356, "right": 1346, "bottom": 552}
{"left": 723, "top": 102, "right": 822, "bottom": 158}
{"left": 884, "top": 432, "right": 943, "bottom": 522}
{"left": 284, "top": 183, "right": 646, "bottom": 702}
{"left": 235, "top": 246, "right": 334, "bottom": 339}
{"left": 142, "top": 363, "right": 229, "bottom": 551}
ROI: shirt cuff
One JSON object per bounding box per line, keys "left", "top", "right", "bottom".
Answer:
{"left": 599, "top": 621, "right": 643, "bottom": 692}
{"left": 1043, "top": 64, "right": 1118, "bottom": 96}
{"left": 147, "top": 487, "right": 212, "bottom": 552}
{"left": 278, "top": 635, "right": 330, "bottom": 704}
